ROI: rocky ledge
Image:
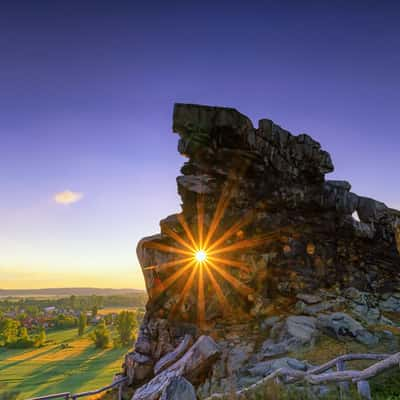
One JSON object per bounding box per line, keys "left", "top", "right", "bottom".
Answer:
{"left": 123, "top": 104, "right": 400, "bottom": 399}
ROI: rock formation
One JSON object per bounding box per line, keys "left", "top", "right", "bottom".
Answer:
{"left": 124, "top": 104, "right": 400, "bottom": 399}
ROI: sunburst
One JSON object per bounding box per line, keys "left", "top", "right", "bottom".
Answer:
{"left": 142, "top": 176, "right": 276, "bottom": 328}
{"left": 194, "top": 249, "right": 207, "bottom": 263}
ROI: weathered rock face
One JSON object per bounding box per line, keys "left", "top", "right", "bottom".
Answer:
{"left": 126, "top": 104, "right": 400, "bottom": 397}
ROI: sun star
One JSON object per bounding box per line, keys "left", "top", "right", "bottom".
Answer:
{"left": 195, "top": 249, "right": 207, "bottom": 263}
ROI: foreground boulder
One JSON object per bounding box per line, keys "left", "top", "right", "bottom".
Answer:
{"left": 125, "top": 104, "right": 400, "bottom": 398}
{"left": 132, "top": 335, "right": 220, "bottom": 400}
{"left": 154, "top": 334, "right": 193, "bottom": 375}
{"left": 160, "top": 376, "right": 196, "bottom": 400}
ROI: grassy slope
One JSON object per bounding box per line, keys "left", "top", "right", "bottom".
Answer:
{"left": 0, "top": 328, "right": 128, "bottom": 398}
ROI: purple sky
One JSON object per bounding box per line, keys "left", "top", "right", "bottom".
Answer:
{"left": 1, "top": 1, "right": 399, "bottom": 289}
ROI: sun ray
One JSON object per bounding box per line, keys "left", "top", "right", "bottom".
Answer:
{"left": 203, "top": 180, "right": 237, "bottom": 249}
{"left": 177, "top": 213, "right": 198, "bottom": 250}
{"left": 208, "top": 232, "right": 280, "bottom": 256}
{"left": 197, "top": 195, "right": 205, "bottom": 249}
{"left": 206, "top": 209, "right": 255, "bottom": 252}
{"left": 152, "top": 260, "right": 196, "bottom": 298}
{"left": 204, "top": 264, "right": 231, "bottom": 314}
{"left": 170, "top": 264, "right": 199, "bottom": 316}
{"left": 143, "top": 256, "right": 193, "bottom": 271}
{"left": 162, "top": 226, "right": 196, "bottom": 252}
{"left": 206, "top": 260, "right": 252, "bottom": 296}
{"left": 142, "top": 241, "right": 193, "bottom": 257}
{"left": 207, "top": 255, "right": 250, "bottom": 272}
{"left": 203, "top": 164, "right": 250, "bottom": 249}
{"left": 197, "top": 263, "right": 206, "bottom": 327}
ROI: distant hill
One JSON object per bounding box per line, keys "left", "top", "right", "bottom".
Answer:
{"left": 0, "top": 287, "right": 145, "bottom": 297}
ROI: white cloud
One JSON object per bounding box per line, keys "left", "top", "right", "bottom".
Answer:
{"left": 54, "top": 190, "right": 84, "bottom": 205}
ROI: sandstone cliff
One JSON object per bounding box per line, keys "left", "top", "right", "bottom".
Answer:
{"left": 125, "top": 104, "right": 400, "bottom": 399}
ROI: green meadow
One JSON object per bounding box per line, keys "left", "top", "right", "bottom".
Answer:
{"left": 0, "top": 328, "right": 128, "bottom": 399}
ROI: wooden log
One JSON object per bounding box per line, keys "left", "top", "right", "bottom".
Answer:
{"left": 118, "top": 383, "right": 123, "bottom": 400}
{"left": 336, "top": 359, "right": 350, "bottom": 399}
{"left": 352, "top": 352, "right": 400, "bottom": 382}
{"left": 308, "top": 353, "right": 390, "bottom": 375}
{"left": 357, "top": 380, "right": 372, "bottom": 400}
{"left": 304, "top": 353, "right": 400, "bottom": 384}
{"left": 27, "top": 393, "right": 71, "bottom": 400}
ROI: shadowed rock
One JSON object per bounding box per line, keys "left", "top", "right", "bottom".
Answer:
{"left": 160, "top": 376, "right": 196, "bottom": 400}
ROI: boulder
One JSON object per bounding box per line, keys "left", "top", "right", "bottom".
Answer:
{"left": 154, "top": 334, "right": 193, "bottom": 375}
{"left": 284, "top": 316, "right": 317, "bottom": 342}
{"left": 225, "top": 343, "right": 254, "bottom": 374}
{"left": 261, "top": 316, "right": 317, "bottom": 357}
{"left": 296, "top": 294, "right": 323, "bottom": 304}
{"left": 317, "top": 313, "right": 378, "bottom": 345}
{"left": 248, "top": 357, "right": 308, "bottom": 378}
{"left": 357, "top": 197, "right": 388, "bottom": 222}
{"left": 325, "top": 180, "right": 352, "bottom": 191}
{"left": 125, "top": 351, "right": 153, "bottom": 384}
{"left": 379, "top": 293, "right": 400, "bottom": 312}
{"left": 132, "top": 335, "right": 220, "bottom": 400}
{"left": 174, "top": 335, "right": 221, "bottom": 383}
{"left": 160, "top": 376, "right": 196, "bottom": 400}
{"left": 296, "top": 300, "right": 343, "bottom": 316}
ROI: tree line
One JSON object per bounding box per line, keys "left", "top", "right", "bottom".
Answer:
{"left": 0, "top": 319, "right": 46, "bottom": 349}
{"left": 0, "top": 293, "right": 147, "bottom": 314}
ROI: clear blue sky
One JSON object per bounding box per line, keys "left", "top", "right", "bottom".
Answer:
{"left": 1, "top": 0, "right": 399, "bottom": 289}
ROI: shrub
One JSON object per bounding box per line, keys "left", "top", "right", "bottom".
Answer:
{"left": 90, "top": 321, "right": 111, "bottom": 349}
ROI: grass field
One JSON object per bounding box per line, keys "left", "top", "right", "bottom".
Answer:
{"left": 0, "top": 328, "right": 129, "bottom": 399}
{"left": 97, "top": 307, "right": 137, "bottom": 315}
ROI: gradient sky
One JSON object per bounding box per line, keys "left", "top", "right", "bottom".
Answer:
{"left": 1, "top": 1, "right": 399, "bottom": 289}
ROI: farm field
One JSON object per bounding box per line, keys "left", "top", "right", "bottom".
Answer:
{"left": 97, "top": 307, "right": 138, "bottom": 315}
{"left": 0, "top": 328, "right": 128, "bottom": 399}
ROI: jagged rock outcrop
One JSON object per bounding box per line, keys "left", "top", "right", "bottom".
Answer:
{"left": 125, "top": 104, "right": 400, "bottom": 398}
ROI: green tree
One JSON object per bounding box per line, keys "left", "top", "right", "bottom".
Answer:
{"left": 35, "top": 328, "right": 46, "bottom": 347}
{"left": 69, "top": 295, "right": 77, "bottom": 309}
{"left": 0, "top": 319, "right": 20, "bottom": 345}
{"left": 90, "top": 320, "right": 110, "bottom": 349}
{"left": 7, "top": 325, "right": 36, "bottom": 349}
{"left": 19, "top": 326, "right": 29, "bottom": 340}
{"left": 92, "top": 305, "right": 98, "bottom": 317}
{"left": 104, "top": 314, "right": 113, "bottom": 325}
{"left": 25, "top": 305, "right": 39, "bottom": 317}
{"left": 78, "top": 313, "right": 87, "bottom": 336}
{"left": 116, "top": 311, "right": 138, "bottom": 346}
